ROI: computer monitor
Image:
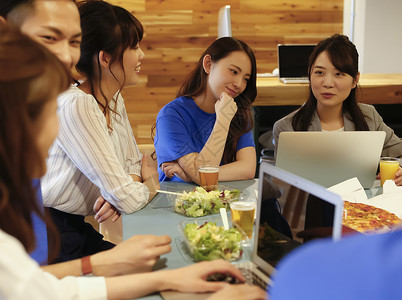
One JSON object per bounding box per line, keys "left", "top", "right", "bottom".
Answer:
{"left": 277, "top": 44, "right": 316, "bottom": 83}
{"left": 218, "top": 5, "right": 232, "bottom": 38}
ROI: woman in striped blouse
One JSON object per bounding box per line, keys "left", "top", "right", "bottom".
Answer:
{"left": 41, "top": 0, "right": 160, "bottom": 262}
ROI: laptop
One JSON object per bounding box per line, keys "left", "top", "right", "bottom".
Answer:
{"left": 233, "top": 162, "right": 343, "bottom": 291}
{"left": 161, "top": 162, "right": 344, "bottom": 299}
{"left": 276, "top": 131, "right": 386, "bottom": 189}
{"left": 278, "top": 44, "right": 316, "bottom": 84}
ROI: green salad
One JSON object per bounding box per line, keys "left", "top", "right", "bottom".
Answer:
{"left": 183, "top": 222, "right": 243, "bottom": 261}
{"left": 174, "top": 186, "right": 241, "bottom": 217}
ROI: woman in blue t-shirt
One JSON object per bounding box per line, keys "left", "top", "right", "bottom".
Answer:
{"left": 155, "top": 37, "right": 257, "bottom": 183}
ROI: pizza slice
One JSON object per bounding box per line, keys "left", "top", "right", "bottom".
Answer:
{"left": 342, "top": 201, "right": 401, "bottom": 233}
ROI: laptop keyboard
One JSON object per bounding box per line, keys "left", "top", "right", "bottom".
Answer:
{"left": 284, "top": 77, "right": 308, "bottom": 80}
{"left": 239, "top": 267, "right": 269, "bottom": 291}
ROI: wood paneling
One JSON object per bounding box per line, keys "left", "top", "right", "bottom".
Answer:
{"left": 110, "top": 0, "right": 343, "bottom": 144}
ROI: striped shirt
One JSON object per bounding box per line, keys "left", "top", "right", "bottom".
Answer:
{"left": 41, "top": 85, "right": 149, "bottom": 215}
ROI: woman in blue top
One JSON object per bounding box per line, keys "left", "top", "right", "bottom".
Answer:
{"left": 155, "top": 37, "right": 257, "bottom": 183}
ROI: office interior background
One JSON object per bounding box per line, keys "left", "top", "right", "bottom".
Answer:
{"left": 107, "top": 0, "right": 401, "bottom": 145}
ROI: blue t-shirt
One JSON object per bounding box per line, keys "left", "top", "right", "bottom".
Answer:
{"left": 269, "top": 230, "right": 402, "bottom": 300}
{"left": 154, "top": 96, "right": 255, "bottom": 181}
{"left": 30, "top": 179, "right": 48, "bottom": 265}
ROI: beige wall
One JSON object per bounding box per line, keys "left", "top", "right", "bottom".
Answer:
{"left": 108, "top": 0, "right": 343, "bottom": 144}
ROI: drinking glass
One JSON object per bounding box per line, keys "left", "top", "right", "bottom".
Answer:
{"left": 380, "top": 157, "right": 400, "bottom": 186}
{"left": 230, "top": 200, "right": 256, "bottom": 245}
{"left": 198, "top": 165, "right": 219, "bottom": 191}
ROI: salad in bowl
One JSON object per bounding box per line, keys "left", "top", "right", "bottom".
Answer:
{"left": 182, "top": 221, "right": 243, "bottom": 261}
{"left": 174, "top": 186, "right": 241, "bottom": 217}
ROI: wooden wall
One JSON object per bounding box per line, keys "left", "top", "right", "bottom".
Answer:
{"left": 109, "top": 0, "right": 344, "bottom": 144}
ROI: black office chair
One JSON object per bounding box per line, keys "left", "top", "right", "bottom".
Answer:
{"left": 258, "top": 130, "right": 275, "bottom": 164}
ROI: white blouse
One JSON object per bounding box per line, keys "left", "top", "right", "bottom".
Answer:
{"left": 0, "top": 229, "right": 106, "bottom": 299}
{"left": 42, "top": 85, "right": 149, "bottom": 215}
{"left": 322, "top": 127, "right": 345, "bottom": 132}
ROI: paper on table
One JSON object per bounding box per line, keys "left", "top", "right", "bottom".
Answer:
{"left": 364, "top": 181, "right": 402, "bottom": 218}
{"left": 256, "top": 72, "right": 277, "bottom": 78}
{"left": 327, "top": 177, "right": 368, "bottom": 203}
{"left": 328, "top": 178, "right": 402, "bottom": 220}
{"left": 363, "top": 193, "right": 402, "bottom": 218}
{"left": 383, "top": 180, "right": 402, "bottom": 194}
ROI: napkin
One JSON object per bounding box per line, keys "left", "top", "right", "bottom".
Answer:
{"left": 362, "top": 194, "right": 402, "bottom": 218}
{"left": 328, "top": 178, "right": 402, "bottom": 219}
{"left": 327, "top": 177, "right": 368, "bottom": 203}
{"left": 360, "top": 180, "right": 402, "bottom": 218}
{"left": 383, "top": 180, "right": 402, "bottom": 194}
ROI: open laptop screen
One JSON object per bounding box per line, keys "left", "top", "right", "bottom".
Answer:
{"left": 276, "top": 131, "right": 386, "bottom": 189}
{"left": 253, "top": 163, "right": 343, "bottom": 272}
{"left": 278, "top": 44, "right": 315, "bottom": 79}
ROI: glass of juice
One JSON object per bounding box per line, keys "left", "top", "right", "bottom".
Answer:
{"left": 380, "top": 157, "right": 400, "bottom": 186}
{"left": 198, "top": 165, "right": 219, "bottom": 191}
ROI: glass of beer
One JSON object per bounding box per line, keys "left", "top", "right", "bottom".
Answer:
{"left": 230, "top": 201, "right": 256, "bottom": 241}
{"left": 380, "top": 157, "right": 400, "bottom": 186}
{"left": 198, "top": 165, "right": 220, "bottom": 191}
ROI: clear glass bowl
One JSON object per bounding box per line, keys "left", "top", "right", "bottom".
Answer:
{"left": 152, "top": 185, "right": 247, "bottom": 218}
{"left": 178, "top": 216, "right": 247, "bottom": 261}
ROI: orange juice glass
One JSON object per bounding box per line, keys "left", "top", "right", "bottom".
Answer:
{"left": 380, "top": 157, "right": 400, "bottom": 186}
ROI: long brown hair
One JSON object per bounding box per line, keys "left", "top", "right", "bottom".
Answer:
{"left": 76, "top": 0, "right": 143, "bottom": 118}
{"left": 178, "top": 37, "right": 257, "bottom": 163}
{"left": 292, "top": 34, "right": 369, "bottom": 131}
{"left": 0, "top": 23, "right": 69, "bottom": 252}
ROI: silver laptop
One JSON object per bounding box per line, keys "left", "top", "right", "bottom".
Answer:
{"left": 234, "top": 162, "right": 344, "bottom": 291}
{"left": 276, "top": 131, "right": 386, "bottom": 189}
{"left": 278, "top": 44, "right": 315, "bottom": 84}
{"left": 161, "top": 163, "right": 343, "bottom": 299}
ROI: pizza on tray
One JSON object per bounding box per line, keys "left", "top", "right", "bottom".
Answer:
{"left": 343, "top": 201, "right": 401, "bottom": 233}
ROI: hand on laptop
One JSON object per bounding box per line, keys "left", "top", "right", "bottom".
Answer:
{"left": 162, "top": 260, "right": 245, "bottom": 293}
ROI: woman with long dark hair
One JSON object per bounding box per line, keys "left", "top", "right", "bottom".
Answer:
{"left": 41, "top": 0, "right": 162, "bottom": 262}
{"left": 155, "top": 37, "right": 257, "bottom": 183}
{"left": 273, "top": 34, "right": 401, "bottom": 184}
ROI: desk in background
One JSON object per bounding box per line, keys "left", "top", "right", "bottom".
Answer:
{"left": 254, "top": 73, "right": 402, "bottom": 106}
{"left": 122, "top": 179, "right": 259, "bottom": 300}
{"left": 253, "top": 74, "right": 402, "bottom": 167}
